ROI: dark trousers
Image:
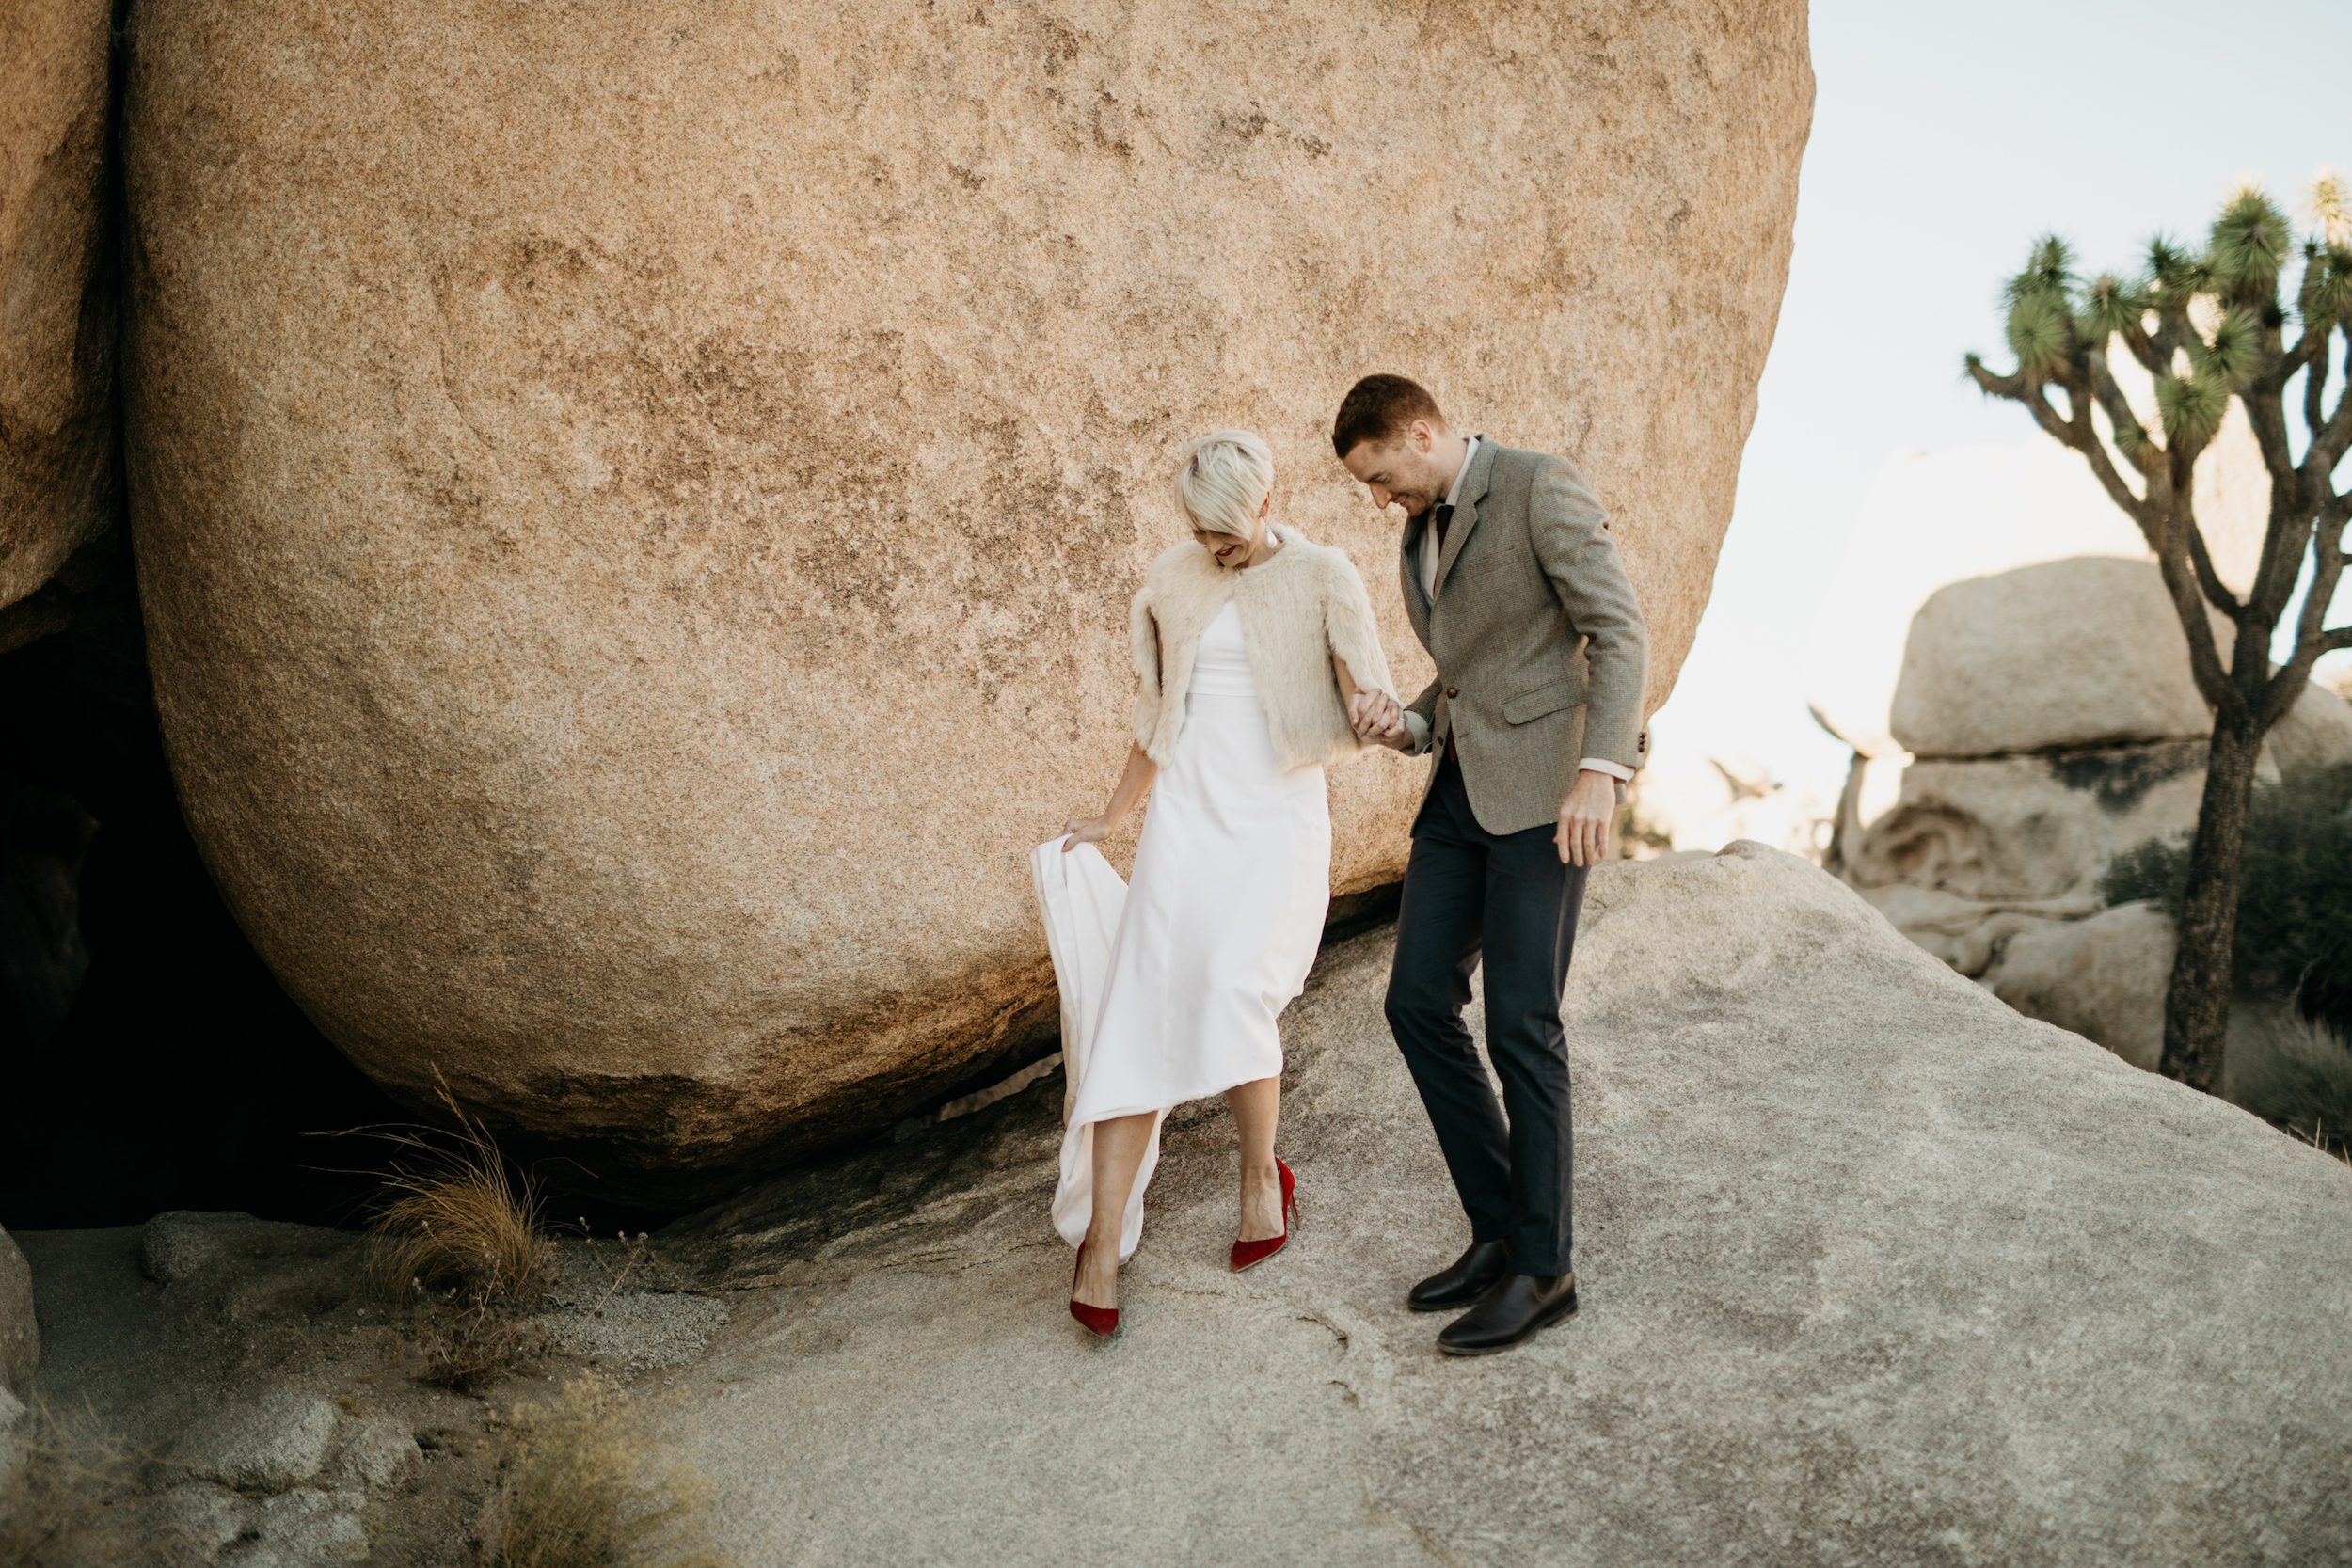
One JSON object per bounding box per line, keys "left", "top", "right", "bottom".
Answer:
{"left": 1383, "top": 750, "right": 1587, "bottom": 1277}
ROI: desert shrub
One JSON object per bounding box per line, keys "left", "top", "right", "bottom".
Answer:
{"left": 2226, "top": 1006, "right": 2352, "bottom": 1157}
{"left": 0, "top": 1404, "right": 141, "bottom": 1568}
{"left": 342, "top": 1068, "right": 555, "bottom": 1390}
{"left": 2097, "top": 764, "right": 2352, "bottom": 1035}
{"left": 477, "top": 1376, "right": 732, "bottom": 1568}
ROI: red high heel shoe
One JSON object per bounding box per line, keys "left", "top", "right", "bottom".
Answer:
{"left": 1069, "top": 1242, "right": 1120, "bottom": 1338}
{"left": 1229, "top": 1157, "right": 1297, "bottom": 1273}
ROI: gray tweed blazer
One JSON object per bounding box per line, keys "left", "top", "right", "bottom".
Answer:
{"left": 1399, "top": 439, "right": 1649, "bottom": 836}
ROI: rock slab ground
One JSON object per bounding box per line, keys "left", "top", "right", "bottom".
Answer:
{"left": 661, "top": 844, "right": 2352, "bottom": 1566}
{"left": 119, "top": 0, "right": 1811, "bottom": 1196}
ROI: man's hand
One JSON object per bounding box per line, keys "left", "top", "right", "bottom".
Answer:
{"left": 1349, "top": 690, "right": 1413, "bottom": 751}
{"left": 1555, "top": 769, "right": 1619, "bottom": 867}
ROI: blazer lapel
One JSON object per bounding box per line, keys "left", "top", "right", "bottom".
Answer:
{"left": 1429, "top": 438, "right": 1500, "bottom": 603}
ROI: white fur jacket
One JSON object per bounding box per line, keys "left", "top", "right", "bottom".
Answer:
{"left": 1129, "top": 524, "right": 1398, "bottom": 771}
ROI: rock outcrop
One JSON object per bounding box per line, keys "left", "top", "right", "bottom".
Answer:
{"left": 120, "top": 0, "right": 1813, "bottom": 1195}
{"left": 659, "top": 845, "right": 2352, "bottom": 1564}
{"left": 1, "top": 0, "right": 119, "bottom": 645}
{"left": 0, "top": 1223, "right": 36, "bottom": 1395}
{"left": 1982, "top": 900, "right": 2173, "bottom": 1070}
{"left": 1838, "top": 741, "right": 2211, "bottom": 911}
{"left": 1834, "top": 560, "right": 2352, "bottom": 1046}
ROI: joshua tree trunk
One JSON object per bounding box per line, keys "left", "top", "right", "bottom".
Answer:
{"left": 2161, "top": 717, "right": 2262, "bottom": 1090}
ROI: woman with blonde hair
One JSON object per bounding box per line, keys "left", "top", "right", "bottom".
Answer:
{"left": 1043, "top": 429, "right": 1402, "bottom": 1338}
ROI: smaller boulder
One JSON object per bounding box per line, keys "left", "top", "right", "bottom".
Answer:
{"left": 0, "top": 1223, "right": 36, "bottom": 1394}
{"left": 141, "top": 1212, "right": 361, "bottom": 1318}
{"left": 171, "top": 1387, "right": 338, "bottom": 1493}
{"left": 1985, "top": 903, "right": 2174, "bottom": 1071}
{"left": 141, "top": 1210, "right": 249, "bottom": 1285}
{"left": 333, "top": 1412, "right": 421, "bottom": 1492}
{"left": 1890, "top": 559, "right": 2223, "bottom": 758}
{"left": 2267, "top": 682, "right": 2352, "bottom": 782}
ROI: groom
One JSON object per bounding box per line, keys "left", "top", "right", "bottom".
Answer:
{"left": 1336, "top": 374, "right": 1647, "bottom": 1356}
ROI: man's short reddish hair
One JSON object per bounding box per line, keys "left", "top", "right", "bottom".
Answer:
{"left": 1331, "top": 374, "right": 1446, "bottom": 459}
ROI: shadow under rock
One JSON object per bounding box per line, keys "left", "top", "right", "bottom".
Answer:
{"left": 660, "top": 920, "right": 1403, "bottom": 1291}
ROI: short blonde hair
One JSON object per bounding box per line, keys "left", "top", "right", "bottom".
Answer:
{"left": 1172, "top": 430, "right": 1274, "bottom": 539}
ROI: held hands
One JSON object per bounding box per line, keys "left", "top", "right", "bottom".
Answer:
{"left": 1349, "top": 689, "right": 1411, "bottom": 751}
{"left": 1555, "top": 770, "right": 1619, "bottom": 867}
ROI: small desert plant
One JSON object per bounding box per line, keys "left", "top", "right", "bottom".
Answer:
{"left": 332, "top": 1068, "right": 556, "bottom": 1390}
{"left": 2225, "top": 1005, "right": 2352, "bottom": 1158}
{"left": 0, "top": 1403, "right": 142, "bottom": 1568}
{"left": 477, "top": 1375, "right": 732, "bottom": 1568}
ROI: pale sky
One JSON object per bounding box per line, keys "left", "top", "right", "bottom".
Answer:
{"left": 1654, "top": 0, "right": 2352, "bottom": 784}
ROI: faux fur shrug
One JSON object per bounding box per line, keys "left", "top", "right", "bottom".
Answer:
{"left": 1129, "top": 525, "right": 1398, "bottom": 771}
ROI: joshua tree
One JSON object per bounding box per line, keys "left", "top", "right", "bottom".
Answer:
{"left": 1965, "top": 177, "right": 2352, "bottom": 1094}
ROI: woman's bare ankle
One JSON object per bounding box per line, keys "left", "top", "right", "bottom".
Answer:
{"left": 1236, "top": 1169, "right": 1285, "bottom": 1243}
{"left": 1073, "top": 1237, "right": 1120, "bottom": 1307}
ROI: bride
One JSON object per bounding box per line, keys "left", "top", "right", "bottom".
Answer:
{"left": 1050, "top": 429, "right": 1402, "bottom": 1338}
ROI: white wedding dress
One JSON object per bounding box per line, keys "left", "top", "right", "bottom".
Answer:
{"left": 1033, "top": 599, "right": 1332, "bottom": 1259}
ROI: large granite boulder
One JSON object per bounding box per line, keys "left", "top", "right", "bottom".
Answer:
{"left": 121, "top": 0, "right": 1813, "bottom": 1196}
{"left": 0, "top": 0, "right": 119, "bottom": 649}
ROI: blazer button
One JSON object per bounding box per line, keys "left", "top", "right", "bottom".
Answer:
{"left": 1445, "top": 687, "right": 1459, "bottom": 698}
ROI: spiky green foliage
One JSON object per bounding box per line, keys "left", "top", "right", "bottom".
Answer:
{"left": 2144, "top": 233, "right": 2207, "bottom": 309}
{"left": 2003, "top": 234, "right": 2075, "bottom": 306}
{"left": 2006, "top": 293, "right": 2074, "bottom": 380}
{"left": 2076, "top": 271, "right": 2150, "bottom": 341}
{"left": 2209, "top": 187, "right": 2292, "bottom": 303}
{"left": 2106, "top": 406, "right": 2153, "bottom": 458}
{"left": 2301, "top": 241, "right": 2352, "bottom": 328}
{"left": 2153, "top": 370, "right": 2231, "bottom": 447}
{"left": 2186, "top": 307, "right": 2264, "bottom": 388}
{"left": 1975, "top": 182, "right": 2352, "bottom": 456}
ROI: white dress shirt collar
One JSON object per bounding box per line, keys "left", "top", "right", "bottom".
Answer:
{"left": 1422, "top": 434, "right": 1482, "bottom": 601}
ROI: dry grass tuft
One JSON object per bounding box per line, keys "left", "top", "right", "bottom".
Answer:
{"left": 2227, "top": 1005, "right": 2352, "bottom": 1160}
{"left": 364, "top": 1068, "right": 554, "bottom": 1305}
{"left": 336, "top": 1067, "right": 557, "bottom": 1389}
{"left": 477, "top": 1375, "right": 732, "bottom": 1568}
{"left": 0, "top": 1402, "right": 144, "bottom": 1568}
